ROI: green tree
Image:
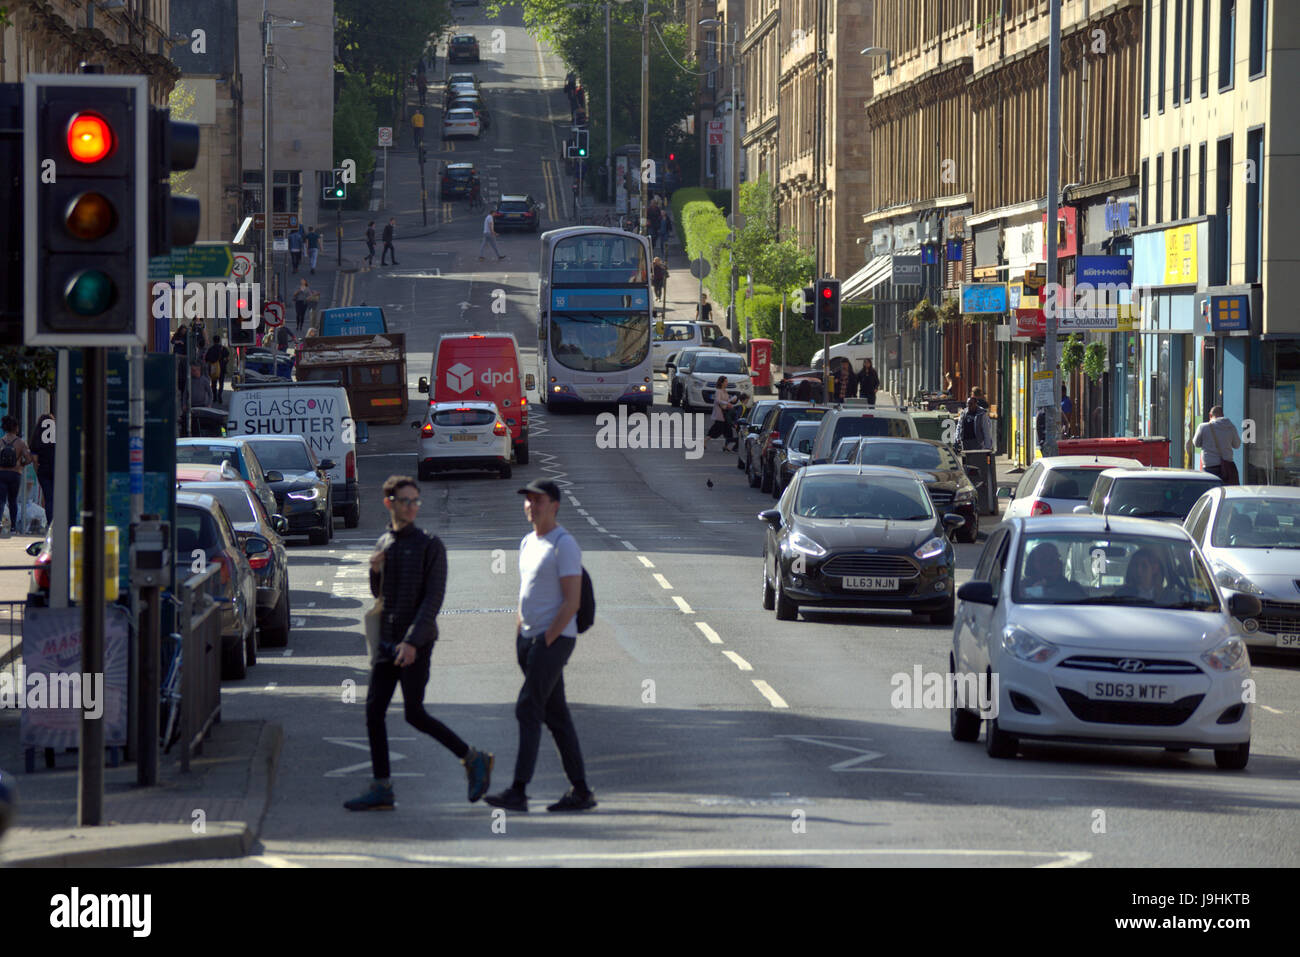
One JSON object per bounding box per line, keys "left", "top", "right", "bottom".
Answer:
{"left": 0, "top": 348, "right": 57, "bottom": 396}
{"left": 167, "top": 81, "right": 199, "bottom": 196}
{"left": 333, "top": 72, "right": 377, "bottom": 208}
{"left": 336, "top": 0, "right": 451, "bottom": 118}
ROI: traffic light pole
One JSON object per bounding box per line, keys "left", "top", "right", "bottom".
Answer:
{"left": 1043, "top": 0, "right": 1062, "bottom": 457}
{"left": 80, "top": 346, "right": 107, "bottom": 826}
{"left": 638, "top": 0, "right": 649, "bottom": 235}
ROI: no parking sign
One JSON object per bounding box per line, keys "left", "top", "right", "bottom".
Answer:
{"left": 264, "top": 301, "right": 285, "bottom": 328}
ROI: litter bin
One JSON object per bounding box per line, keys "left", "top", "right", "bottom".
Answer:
{"left": 748, "top": 338, "right": 773, "bottom": 393}
{"left": 1057, "top": 436, "right": 1171, "bottom": 467}
{"left": 961, "top": 448, "right": 998, "bottom": 515}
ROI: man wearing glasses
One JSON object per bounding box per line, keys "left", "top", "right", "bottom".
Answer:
{"left": 344, "top": 475, "right": 493, "bottom": 810}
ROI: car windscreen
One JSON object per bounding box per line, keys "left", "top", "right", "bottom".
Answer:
{"left": 1107, "top": 478, "right": 1221, "bottom": 519}
{"left": 831, "top": 438, "right": 861, "bottom": 464}
{"left": 831, "top": 416, "right": 912, "bottom": 444}
{"left": 175, "top": 505, "right": 220, "bottom": 554}
{"left": 788, "top": 422, "right": 820, "bottom": 453}
{"left": 444, "top": 167, "right": 475, "bottom": 180}
{"left": 246, "top": 440, "right": 313, "bottom": 473}
{"left": 693, "top": 355, "right": 747, "bottom": 375}
{"left": 1212, "top": 498, "right": 1300, "bottom": 549}
{"left": 201, "top": 486, "right": 257, "bottom": 524}
{"left": 1012, "top": 532, "right": 1220, "bottom": 610}
{"left": 177, "top": 445, "right": 242, "bottom": 473}
{"left": 856, "top": 441, "right": 949, "bottom": 470}
{"left": 793, "top": 474, "right": 934, "bottom": 521}
{"left": 1041, "top": 467, "right": 1112, "bottom": 501}
{"left": 446, "top": 109, "right": 477, "bottom": 120}
{"left": 774, "top": 408, "right": 825, "bottom": 436}
{"left": 433, "top": 408, "right": 496, "bottom": 427}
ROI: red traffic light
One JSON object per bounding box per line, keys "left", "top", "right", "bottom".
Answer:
{"left": 66, "top": 112, "right": 114, "bottom": 163}
{"left": 822, "top": 287, "right": 833, "bottom": 298}
{"left": 668, "top": 152, "right": 675, "bottom": 161}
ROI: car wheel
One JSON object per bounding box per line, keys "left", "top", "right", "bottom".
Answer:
{"left": 515, "top": 438, "right": 530, "bottom": 465}
{"left": 774, "top": 572, "right": 798, "bottom": 621}
{"left": 327, "top": 501, "right": 335, "bottom": 541}
{"left": 761, "top": 556, "right": 775, "bottom": 610}
{"left": 221, "top": 633, "right": 247, "bottom": 681}
{"left": 957, "top": 517, "right": 979, "bottom": 544}
{"left": 344, "top": 503, "right": 360, "bottom": 528}
{"left": 308, "top": 525, "right": 329, "bottom": 546}
{"left": 736, "top": 450, "right": 746, "bottom": 471}
{"left": 246, "top": 618, "right": 258, "bottom": 668}
{"left": 747, "top": 455, "right": 761, "bottom": 489}
{"left": 262, "top": 589, "right": 290, "bottom": 647}
{"left": 930, "top": 595, "right": 956, "bottom": 626}
{"left": 1214, "top": 741, "right": 1250, "bottom": 770}
{"left": 985, "top": 715, "right": 1018, "bottom": 759}
{"left": 499, "top": 464, "right": 512, "bottom": 479}
{"left": 949, "top": 657, "right": 981, "bottom": 743}
{"left": 417, "top": 461, "right": 431, "bottom": 481}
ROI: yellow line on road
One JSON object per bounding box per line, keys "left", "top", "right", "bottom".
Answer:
{"left": 695, "top": 622, "right": 723, "bottom": 644}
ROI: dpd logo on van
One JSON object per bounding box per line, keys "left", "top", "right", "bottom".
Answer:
{"left": 446, "top": 363, "right": 474, "bottom": 393}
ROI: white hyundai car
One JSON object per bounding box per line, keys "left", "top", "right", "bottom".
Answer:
{"left": 951, "top": 515, "right": 1258, "bottom": 770}
{"left": 1183, "top": 485, "right": 1300, "bottom": 654}
{"left": 414, "top": 401, "right": 512, "bottom": 480}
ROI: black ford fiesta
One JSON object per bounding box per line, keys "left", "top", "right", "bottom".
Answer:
{"left": 760, "top": 465, "right": 964, "bottom": 624}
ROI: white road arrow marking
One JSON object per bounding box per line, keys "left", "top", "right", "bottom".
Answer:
{"left": 323, "top": 736, "right": 422, "bottom": 777}
{"left": 777, "top": 734, "right": 884, "bottom": 770}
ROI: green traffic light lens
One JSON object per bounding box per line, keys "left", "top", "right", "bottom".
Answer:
{"left": 64, "top": 270, "right": 117, "bottom": 316}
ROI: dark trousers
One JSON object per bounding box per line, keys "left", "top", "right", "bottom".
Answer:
{"left": 365, "top": 646, "right": 469, "bottom": 780}
{"left": 366, "top": 240, "right": 375, "bottom": 264}
{"left": 0, "top": 470, "right": 20, "bottom": 528}
{"left": 290, "top": 250, "right": 301, "bottom": 272}
{"left": 37, "top": 474, "right": 54, "bottom": 518}
{"left": 382, "top": 241, "right": 396, "bottom": 264}
{"left": 295, "top": 300, "right": 308, "bottom": 331}
{"left": 513, "top": 633, "right": 584, "bottom": 788}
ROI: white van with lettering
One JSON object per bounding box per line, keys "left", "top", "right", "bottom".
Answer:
{"left": 226, "top": 381, "right": 365, "bottom": 528}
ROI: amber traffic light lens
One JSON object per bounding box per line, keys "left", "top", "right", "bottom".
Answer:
{"left": 66, "top": 112, "right": 114, "bottom": 163}
{"left": 64, "top": 192, "right": 117, "bottom": 240}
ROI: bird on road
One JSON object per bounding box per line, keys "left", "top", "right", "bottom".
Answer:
{"left": 706, "top": 479, "right": 713, "bottom": 489}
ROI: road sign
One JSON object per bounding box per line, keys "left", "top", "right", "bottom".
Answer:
{"left": 252, "top": 212, "right": 299, "bottom": 231}
{"left": 263, "top": 301, "right": 284, "bottom": 328}
{"left": 231, "top": 253, "right": 252, "bottom": 278}
{"left": 272, "top": 238, "right": 288, "bottom": 252}
{"left": 378, "top": 127, "right": 393, "bottom": 147}
{"left": 147, "top": 242, "right": 234, "bottom": 281}
{"left": 708, "top": 120, "right": 724, "bottom": 146}
{"left": 689, "top": 257, "right": 711, "bottom": 279}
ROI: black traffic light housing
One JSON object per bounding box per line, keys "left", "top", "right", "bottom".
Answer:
{"left": 148, "top": 107, "right": 200, "bottom": 257}
{"left": 323, "top": 167, "right": 346, "bottom": 201}
{"left": 24, "top": 73, "right": 149, "bottom": 347}
{"left": 814, "top": 278, "right": 842, "bottom": 335}
{"left": 575, "top": 128, "right": 588, "bottom": 158}
{"left": 1, "top": 84, "right": 22, "bottom": 346}
{"left": 801, "top": 285, "right": 816, "bottom": 323}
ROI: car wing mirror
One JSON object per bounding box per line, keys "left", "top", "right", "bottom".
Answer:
{"left": 1072, "top": 505, "right": 1091, "bottom": 515}
{"left": 318, "top": 459, "right": 336, "bottom": 471}
{"left": 264, "top": 471, "right": 284, "bottom": 484}
{"left": 956, "top": 580, "right": 996, "bottom": 605}
{"left": 418, "top": 377, "right": 429, "bottom": 394}
{"left": 271, "top": 515, "right": 288, "bottom": 535}
{"left": 244, "top": 537, "right": 270, "bottom": 555}
{"left": 757, "top": 509, "right": 783, "bottom": 528}
{"left": 942, "top": 512, "right": 965, "bottom": 529}
{"left": 26, "top": 541, "right": 43, "bottom": 556}
{"left": 1227, "top": 592, "right": 1262, "bottom": 620}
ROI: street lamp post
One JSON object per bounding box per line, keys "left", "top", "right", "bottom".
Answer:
{"left": 639, "top": 0, "right": 650, "bottom": 235}
{"left": 700, "top": 16, "right": 743, "bottom": 346}
{"left": 262, "top": 6, "right": 304, "bottom": 371}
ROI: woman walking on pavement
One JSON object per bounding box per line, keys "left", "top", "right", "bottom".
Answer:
{"left": 705, "top": 377, "right": 738, "bottom": 453}
{"left": 651, "top": 257, "right": 667, "bottom": 303}
{"left": 0, "top": 416, "right": 33, "bottom": 536}
{"left": 858, "top": 357, "right": 880, "bottom": 405}
{"left": 293, "top": 278, "right": 316, "bottom": 334}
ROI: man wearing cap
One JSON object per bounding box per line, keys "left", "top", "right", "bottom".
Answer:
{"left": 485, "top": 479, "right": 596, "bottom": 813}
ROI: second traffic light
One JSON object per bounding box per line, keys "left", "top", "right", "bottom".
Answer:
{"left": 801, "top": 285, "right": 816, "bottom": 323}
{"left": 323, "top": 167, "right": 346, "bottom": 201}
{"left": 814, "top": 278, "right": 842, "bottom": 335}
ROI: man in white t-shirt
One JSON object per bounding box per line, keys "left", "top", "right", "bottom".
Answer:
{"left": 479, "top": 212, "right": 506, "bottom": 261}
{"left": 485, "top": 479, "right": 596, "bottom": 813}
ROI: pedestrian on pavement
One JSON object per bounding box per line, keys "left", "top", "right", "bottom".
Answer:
{"left": 411, "top": 108, "right": 425, "bottom": 149}
{"left": 705, "top": 377, "right": 738, "bottom": 452}
{"left": 288, "top": 227, "right": 303, "bottom": 273}
{"left": 651, "top": 256, "right": 667, "bottom": 302}
{"left": 417, "top": 72, "right": 427, "bottom": 109}
{"left": 345, "top": 475, "right": 494, "bottom": 811}
{"left": 28, "top": 413, "right": 55, "bottom": 524}
{"left": 646, "top": 198, "right": 662, "bottom": 236}
{"left": 657, "top": 210, "right": 672, "bottom": 256}
{"left": 1193, "top": 406, "right": 1242, "bottom": 485}
{"left": 1060, "top": 384, "right": 1074, "bottom": 436}
{"left": 293, "top": 279, "right": 316, "bottom": 333}
{"left": 858, "top": 357, "right": 880, "bottom": 405}
{"left": 305, "top": 226, "right": 321, "bottom": 274}
{"left": 204, "top": 336, "right": 230, "bottom": 401}
{"left": 956, "top": 395, "right": 995, "bottom": 453}
{"left": 0, "top": 416, "right": 33, "bottom": 535}
{"left": 699, "top": 300, "right": 712, "bottom": 324}
{"left": 970, "top": 386, "right": 990, "bottom": 411}
{"left": 189, "top": 364, "right": 213, "bottom": 435}
{"left": 381, "top": 218, "right": 399, "bottom": 265}
{"left": 941, "top": 370, "right": 956, "bottom": 397}
{"left": 365, "top": 221, "right": 376, "bottom": 265}
{"left": 276, "top": 324, "right": 295, "bottom": 353}
{"left": 840, "top": 358, "right": 859, "bottom": 399}
{"left": 479, "top": 210, "right": 506, "bottom": 260}
{"left": 484, "top": 479, "right": 596, "bottom": 813}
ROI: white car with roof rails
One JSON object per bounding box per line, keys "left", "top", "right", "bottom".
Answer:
{"left": 414, "top": 401, "right": 513, "bottom": 480}
{"left": 1074, "top": 467, "right": 1222, "bottom": 523}
{"left": 1183, "top": 484, "right": 1300, "bottom": 654}
{"left": 652, "top": 320, "right": 727, "bottom": 372}
{"left": 1005, "top": 455, "right": 1144, "bottom": 519}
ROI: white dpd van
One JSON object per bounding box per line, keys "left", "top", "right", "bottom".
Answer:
{"left": 226, "top": 381, "right": 365, "bottom": 527}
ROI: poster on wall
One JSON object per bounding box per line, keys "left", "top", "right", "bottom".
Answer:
{"left": 1274, "top": 382, "right": 1300, "bottom": 479}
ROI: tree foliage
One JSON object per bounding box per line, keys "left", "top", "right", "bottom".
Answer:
{"left": 333, "top": 72, "right": 378, "bottom": 208}
{"left": 335, "top": 0, "right": 451, "bottom": 119}
{"left": 0, "top": 348, "right": 57, "bottom": 396}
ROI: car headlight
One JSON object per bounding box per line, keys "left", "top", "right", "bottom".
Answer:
{"left": 1211, "top": 562, "right": 1264, "bottom": 595}
{"left": 1001, "top": 626, "right": 1058, "bottom": 664}
{"left": 787, "top": 531, "right": 827, "bottom": 557}
{"left": 1202, "top": 635, "right": 1248, "bottom": 672}
{"left": 914, "top": 536, "right": 948, "bottom": 560}
{"left": 953, "top": 487, "right": 976, "bottom": 504}
{"left": 287, "top": 487, "right": 321, "bottom": 501}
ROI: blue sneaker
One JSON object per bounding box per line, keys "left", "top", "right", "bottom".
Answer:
{"left": 463, "top": 747, "right": 493, "bottom": 803}
{"left": 344, "top": 782, "right": 395, "bottom": 811}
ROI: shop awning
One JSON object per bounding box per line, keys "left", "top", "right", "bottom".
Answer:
{"left": 842, "top": 254, "right": 894, "bottom": 302}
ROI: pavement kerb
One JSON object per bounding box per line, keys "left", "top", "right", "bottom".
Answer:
{"left": 0, "top": 722, "right": 284, "bottom": 868}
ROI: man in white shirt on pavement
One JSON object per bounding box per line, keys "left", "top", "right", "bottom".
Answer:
{"left": 1193, "top": 406, "right": 1241, "bottom": 484}
{"left": 479, "top": 212, "right": 506, "bottom": 261}
{"left": 485, "top": 479, "right": 595, "bottom": 813}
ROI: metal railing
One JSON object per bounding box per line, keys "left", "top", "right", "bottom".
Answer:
{"left": 0, "top": 599, "right": 24, "bottom": 689}
{"left": 177, "top": 565, "right": 223, "bottom": 772}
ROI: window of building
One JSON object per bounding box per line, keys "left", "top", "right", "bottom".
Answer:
{"left": 1141, "top": 158, "right": 1150, "bottom": 226}
{"left": 1245, "top": 126, "right": 1263, "bottom": 282}
{"left": 1198, "top": 142, "right": 1207, "bottom": 215}
{"left": 1143, "top": 0, "right": 1153, "bottom": 116}
{"left": 1158, "top": 0, "right": 1168, "bottom": 111}
{"left": 1173, "top": 0, "right": 1183, "bottom": 102}
{"left": 1215, "top": 136, "right": 1232, "bottom": 284}
{"left": 1249, "top": 0, "right": 1267, "bottom": 77}
{"left": 1182, "top": 145, "right": 1191, "bottom": 218}
{"left": 273, "top": 171, "right": 301, "bottom": 217}
{"left": 1219, "top": 0, "right": 1235, "bottom": 91}
{"left": 1156, "top": 153, "right": 1165, "bottom": 223}
{"left": 1184, "top": 0, "right": 1194, "bottom": 100}
{"left": 1170, "top": 149, "right": 1180, "bottom": 219}
{"left": 1201, "top": 0, "right": 1211, "bottom": 95}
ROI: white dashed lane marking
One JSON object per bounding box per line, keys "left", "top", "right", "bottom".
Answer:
{"left": 722, "top": 651, "right": 753, "bottom": 671}
{"left": 695, "top": 622, "right": 723, "bottom": 644}
{"left": 752, "top": 680, "right": 789, "bottom": 708}
{"left": 637, "top": 556, "right": 654, "bottom": 568}
{"left": 672, "top": 596, "right": 693, "bottom": 614}
{"left": 652, "top": 574, "right": 672, "bottom": 590}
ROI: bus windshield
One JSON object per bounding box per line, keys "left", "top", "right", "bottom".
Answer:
{"left": 549, "top": 313, "right": 650, "bottom": 372}
{"left": 552, "top": 234, "right": 648, "bottom": 283}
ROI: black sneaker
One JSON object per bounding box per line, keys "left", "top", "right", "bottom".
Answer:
{"left": 484, "top": 786, "right": 528, "bottom": 812}
{"left": 343, "top": 782, "right": 395, "bottom": 811}
{"left": 547, "top": 788, "right": 597, "bottom": 812}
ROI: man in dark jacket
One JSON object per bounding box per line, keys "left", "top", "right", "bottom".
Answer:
{"left": 345, "top": 475, "right": 493, "bottom": 810}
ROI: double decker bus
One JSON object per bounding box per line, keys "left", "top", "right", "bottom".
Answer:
{"left": 537, "top": 227, "right": 653, "bottom": 410}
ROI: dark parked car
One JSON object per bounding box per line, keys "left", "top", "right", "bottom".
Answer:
{"left": 852, "top": 438, "right": 981, "bottom": 543}
{"left": 180, "top": 481, "right": 291, "bottom": 647}
{"left": 491, "top": 194, "right": 541, "bottom": 232}
{"left": 771, "top": 419, "right": 821, "bottom": 499}
{"left": 239, "top": 435, "right": 335, "bottom": 545}
{"left": 440, "top": 162, "right": 477, "bottom": 200}
{"left": 176, "top": 437, "right": 282, "bottom": 522}
{"left": 736, "top": 398, "right": 782, "bottom": 473}
{"left": 759, "top": 465, "right": 965, "bottom": 624}
{"left": 751, "top": 402, "right": 828, "bottom": 493}
{"left": 448, "top": 34, "right": 480, "bottom": 63}
{"left": 176, "top": 490, "right": 260, "bottom": 679}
